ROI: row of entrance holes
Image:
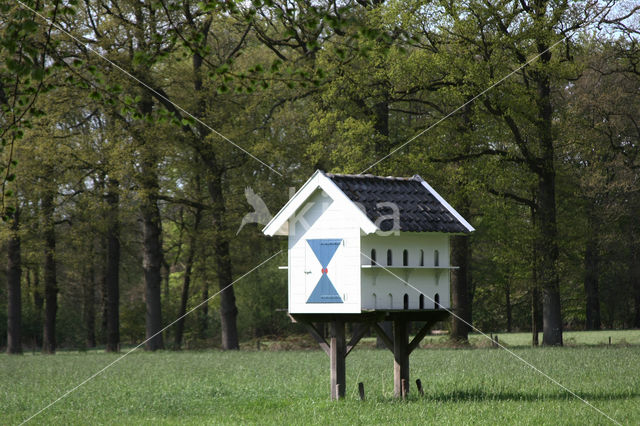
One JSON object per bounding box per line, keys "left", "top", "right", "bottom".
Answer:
{"left": 372, "top": 293, "right": 440, "bottom": 310}
{"left": 370, "top": 249, "right": 440, "bottom": 309}
{"left": 370, "top": 249, "right": 439, "bottom": 267}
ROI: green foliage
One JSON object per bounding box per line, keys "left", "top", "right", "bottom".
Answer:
{"left": 0, "top": 1, "right": 74, "bottom": 218}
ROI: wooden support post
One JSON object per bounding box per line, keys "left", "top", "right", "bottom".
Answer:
{"left": 416, "top": 379, "right": 424, "bottom": 396}
{"left": 372, "top": 322, "right": 394, "bottom": 352}
{"left": 330, "top": 320, "right": 346, "bottom": 400}
{"left": 346, "top": 323, "right": 370, "bottom": 357}
{"left": 401, "top": 379, "right": 408, "bottom": 400}
{"left": 393, "top": 319, "right": 409, "bottom": 398}
{"left": 408, "top": 320, "right": 436, "bottom": 354}
{"left": 303, "top": 322, "right": 330, "bottom": 356}
{"left": 358, "top": 382, "right": 365, "bottom": 401}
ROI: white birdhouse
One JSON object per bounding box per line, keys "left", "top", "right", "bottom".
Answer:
{"left": 263, "top": 170, "right": 474, "bottom": 315}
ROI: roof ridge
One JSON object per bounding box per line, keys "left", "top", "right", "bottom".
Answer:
{"left": 325, "top": 172, "right": 418, "bottom": 181}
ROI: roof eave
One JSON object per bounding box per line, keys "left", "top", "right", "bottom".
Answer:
{"left": 262, "top": 170, "right": 378, "bottom": 237}
{"left": 262, "top": 170, "right": 323, "bottom": 236}
{"left": 414, "top": 175, "right": 475, "bottom": 233}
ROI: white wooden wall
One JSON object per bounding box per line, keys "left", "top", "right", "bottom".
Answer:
{"left": 288, "top": 188, "right": 362, "bottom": 313}
{"left": 360, "top": 233, "right": 451, "bottom": 310}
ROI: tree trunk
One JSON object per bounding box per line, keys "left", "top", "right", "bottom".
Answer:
{"left": 83, "top": 263, "right": 96, "bottom": 348}
{"left": 174, "top": 208, "right": 202, "bottom": 349}
{"left": 162, "top": 258, "right": 170, "bottom": 300}
{"left": 32, "top": 269, "right": 43, "bottom": 349}
{"left": 189, "top": 149, "right": 237, "bottom": 351}
{"left": 537, "top": 173, "right": 562, "bottom": 346}
{"left": 584, "top": 232, "right": 601, "bottom": 330}
{"left": 100, "top": 252, "right": 108, "bottom": 344}
{"left": 7, "top": 210, "right": 22, "bottom": 354}
{"left": 105, "top": 179, "right": 121, "bottom": 352}
{"left": 530, "top": 205, "right": 540, "bottom": 346}
{"left": 207, "top": 173, "right": 238, "bottom": 350}
{"left": 141, "top": 175, "right": 164, "bottom": 351}
{"left": 216, "top": 238, "right": 238, "bottom": 350}
{"left": 450, "top": 101, "right": 475, "bottom": 342}
{"left": 535, "top": 41, "right": 563, "bottom": 347}
{"left": 632, "top": 244, "right": 640, "bottom": 328}
{"left": 199, "top": 277, "right": 209, "bottom": 339}
{"left": 505, "top": 280, "right": 512, "bottom": 333}
{"left": 531, "top": 286, "right": 540, "bottom": 346}
{"left": 450, "top": 235, "right": 471, "bottom": 342}
{"left": 188, "top": 33, "right": 238, "bottom": 349}
{"left": 634, "top": 286, "right": 640, "bottom": 329}
{"left": 42, "top": 188, "right": 58, "bottom": 354}
{"left": 137, "top": 92, "right": 164, "bottom": 351}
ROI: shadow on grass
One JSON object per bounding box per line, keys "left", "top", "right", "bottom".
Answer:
{"left": 407, "top": 388, "right": 640, "bottom": 403}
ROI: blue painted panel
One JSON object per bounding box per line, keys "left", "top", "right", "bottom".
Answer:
{"left": 306, "top": 238, "right": 343, "bottom": 304}
{"left": 307, "top": 239, "right": 341, "bottom": 267}
{"left": 306, "top": 274, "right": 342, "bottom": 303}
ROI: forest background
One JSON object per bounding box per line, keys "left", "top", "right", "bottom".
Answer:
{"left": 1, "top": 0, "right": 639, "bottom": 353}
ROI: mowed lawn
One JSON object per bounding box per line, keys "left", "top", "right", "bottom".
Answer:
{"left": 2, "top": 334, "right": 639, "bottom": 425}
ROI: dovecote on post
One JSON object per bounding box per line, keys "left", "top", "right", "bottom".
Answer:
{"left": 263, "top": 170, "right": 474, "bottom": 399}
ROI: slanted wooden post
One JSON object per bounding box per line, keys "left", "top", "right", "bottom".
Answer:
{"left": 330, "top": 320, "right": 346, "bottom": 400}
{"left": 393, "top": 319, "right": 409, "bottom": 398}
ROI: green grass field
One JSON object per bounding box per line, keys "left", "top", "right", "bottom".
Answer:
{"left": 2, "top": 330, "right": 639, "bottom": 425}
{"left": 420, "top": 329, "right": 640, "bottom": 348}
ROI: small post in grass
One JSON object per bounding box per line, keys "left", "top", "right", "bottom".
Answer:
{"left": 358, "top": 382, "right": 365, "bottom": 401}
{"left": 608, "top": 336, "right": 611, "bottom": 346}
{"left": 493, "top": 335, "right": 499, "bottom": 347}
{"left": 416, "top": 379, "right": 424, "bottom": 396}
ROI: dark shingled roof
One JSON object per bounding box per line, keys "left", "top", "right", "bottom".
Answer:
{"left": 325, "top": 173, "right": 470, "bottom": 233}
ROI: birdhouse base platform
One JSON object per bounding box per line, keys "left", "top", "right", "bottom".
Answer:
{"left": 290, "top": 310, "right": 450, "bottom": 400}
